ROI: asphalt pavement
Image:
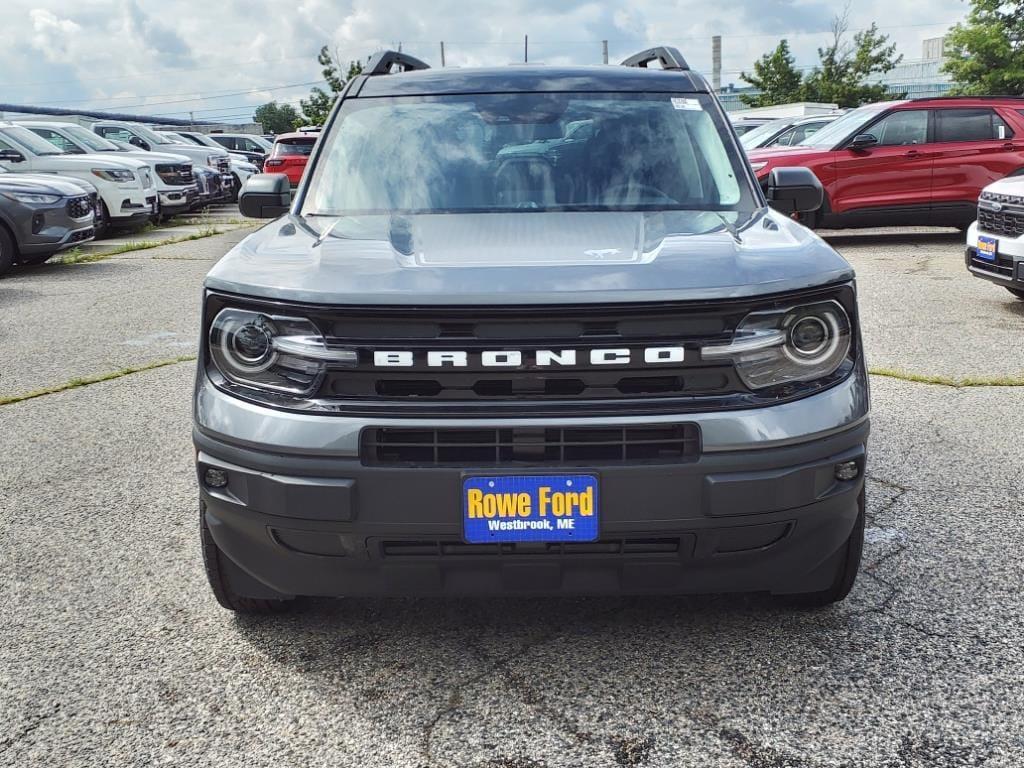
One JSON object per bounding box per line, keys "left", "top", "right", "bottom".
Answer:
{"left": 1, "top": 224, "right": 1022, "bottom": 767}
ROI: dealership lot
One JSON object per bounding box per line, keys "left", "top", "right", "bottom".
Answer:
{"left": 2, "top": 225, "right": 1023, "bottom": 766}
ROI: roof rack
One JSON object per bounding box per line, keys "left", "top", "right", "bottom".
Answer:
{"left": 621, "top": 46, "right": 689, "bottom": 71}
{"left": 365, "top": 50, "right": 431, "bottom": 76}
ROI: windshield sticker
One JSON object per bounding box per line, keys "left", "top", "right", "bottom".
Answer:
{"left": 671, "top": 97, "right": 702, "bottom": 111}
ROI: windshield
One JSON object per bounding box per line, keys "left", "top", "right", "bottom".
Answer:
{"left": 740, "top": 118, "right": 792, "bottom": 149}
{"left": 128, "top": 123, "right": 175, "bottom": 146}
{"left": 64, "top": 125, "right": 119, "bottom": 152}
{"left": 799, "top": 103, "right": 893, "bottom": 148}
{"left": 181, "top": 132, "right": 221, "bottom": 149}
{"left": 2, "top": 126, "right": 67, "bottom": 156}
{"left": 303, "top": 92, "right": 755, "bottom": 216}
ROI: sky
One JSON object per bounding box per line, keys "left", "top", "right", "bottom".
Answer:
{"left": 0, "top": 0, "right": 967, "bottom": 124}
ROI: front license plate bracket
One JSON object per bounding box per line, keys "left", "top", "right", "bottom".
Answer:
{"left": 462, "top": 474, "right": 600, "bottom": 544}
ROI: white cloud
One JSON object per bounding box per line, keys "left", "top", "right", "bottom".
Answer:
{"left": 0, "top": 0, "right": 966, "bottom": 123}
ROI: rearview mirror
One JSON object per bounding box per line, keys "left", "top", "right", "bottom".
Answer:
{"left": 765, "top": 167, "right": 823, "bottom": 214}
{"left": 0, "top": 149, "right": 26, "bottom": 163}
{"left": 238, "top": 173, "right": 291, "bottom": 218}
{"left": 129, "top": 136, "right": 150, "bottom": 151}
{"left": 849, "top": 133, "right": 878, "bottom": 150}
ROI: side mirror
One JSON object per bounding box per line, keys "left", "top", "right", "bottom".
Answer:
{"left": 129, "top": 136, "right": 150, "bottom": 151}
{"left": 849, "top": 133, "right": 878, "bottom": 150}
{"left": 765, "top": 167, "right": 823, "bottom": 214}
{"left": 0, "top": 149, "right": 26, "bottom": 163}
{"left": 238, "top": 173, "right": 291, "bottom": 218}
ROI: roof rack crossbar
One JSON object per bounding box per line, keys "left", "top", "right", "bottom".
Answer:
{"left": 620, "top": 46, "right": 689, "bottom": 71}
{"left": 365, "top": 50, "right": 431, "bottom": 76}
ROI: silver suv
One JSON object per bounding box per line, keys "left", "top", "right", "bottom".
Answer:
{"left": 195, "top": 48, "right": 870, "bottom": 613}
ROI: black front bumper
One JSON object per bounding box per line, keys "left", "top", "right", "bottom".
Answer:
{"left": 195, "top": 420, "right": 869, "bottom": 599}
{"left": 966, "top": 246, "right": 1024, "bottom": 288}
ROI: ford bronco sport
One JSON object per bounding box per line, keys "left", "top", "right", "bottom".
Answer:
{"left": 195, "top": 48, "right": 870, "bottom": 613}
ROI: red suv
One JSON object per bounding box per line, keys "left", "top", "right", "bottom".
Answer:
{"left": 747, "top": 97, "right": 1024, "bottom": 229}
{"left": 264, "top": 132, "right": 318, "bottom": 187}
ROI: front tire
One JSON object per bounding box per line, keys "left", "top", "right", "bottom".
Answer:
{"left": 200, "top": 501, "right": 294, "bottom": 614}
{"left": 1007, "top": 287, "right": 1024, "bottom": 300}
{"left": 779, "top": 491, "right": 865, "bottom": 608}
{"left": 0, "top": 226, "right": 15, "bottom": 275}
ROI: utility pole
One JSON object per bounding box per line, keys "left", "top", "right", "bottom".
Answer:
{"left": 602, "top": 40, "right": 609, "bottom": 64}
{"left": 524, "top": 35, "right": 528, "bottom": 63}
{"left": 440, "top": 41, "right": 446, "bottom": 67}
{"left": 712, "top": 35, "right": 722, "bottom": 91}
{"left": 189, "top": 111, "right": 195, "bottom": 129}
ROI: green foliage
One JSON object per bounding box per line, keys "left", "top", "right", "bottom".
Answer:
{"left": 943, "top": 0, "right": 1024, "bottom": 95}
{"left": 742, "top": 11, "right": 903, "bottom": 108}
{"left": 741, "top": 41, "right": 803, "bottom": 107}
{"left": 300, "top": 47, "right": 364, "bottom": 126}
{"left": 253, "top": 102, "right": 300, "bottom": 135}
{"left": 741, "top": 41, "right": 802, "bottom": 107}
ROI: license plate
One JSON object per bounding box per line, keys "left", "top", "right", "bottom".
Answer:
{"left": 463, "top": 474, "right": 599, "bottom": 543}
{"left": 977, "top": 235, "right": 998, "bottom": 261}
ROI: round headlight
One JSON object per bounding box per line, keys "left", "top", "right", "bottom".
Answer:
{"left": 789, "top": 316, "right": 829, "bottom": 357}
{"left": 230, "top": 322, "right": 274, "bottom": 366}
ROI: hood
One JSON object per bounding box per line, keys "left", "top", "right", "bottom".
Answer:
{"left": 747, "top": 145, "right": 831, "bottom": 162}
{"left": 28, "top": 154, "right": 143, "bottom": 172}
{"left": 981, "top": 176, "right": 1024, "bottom": 196}
{"left": 111, "top": 149, "right": 192, "bottom": 166}
{"left": 0, "top": 171, "right": 95, "bottom": 196}
{"left": 151, "top": 142, "right": 226, "bottom": 162}
{"left": 205, "top": 209, "right": 854, "bottom": 305}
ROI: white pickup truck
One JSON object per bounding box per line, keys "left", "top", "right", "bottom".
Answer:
{"left": 16, "top": 121, "right": 199, "bottom": 220}
{"left": 90, "top": 121, "right": 233, "bottom": 196}
{"left": 0, "top": 122, "right": 157, "bottom": 231}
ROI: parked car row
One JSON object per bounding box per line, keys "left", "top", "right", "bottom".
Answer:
{"left": 0, "top": 118, "right": 270, "bottom": 275}
{"left": 728, "top": 96, "right": 1024, "bottom": 302}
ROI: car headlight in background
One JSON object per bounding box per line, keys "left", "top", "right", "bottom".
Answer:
{"left": 702, "top": 300, "right": 852, "bottom": 389}
{"left": 3, "top": 191, "right": 61, "bottom": 204}
{"left": 209, "top": 308, "right": 356, "bottom": 396}
{"left": 91, "top": 168, "right": 135, "bottom": 182}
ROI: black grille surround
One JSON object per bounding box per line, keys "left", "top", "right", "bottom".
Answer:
{"left": 66, "top": 195, "right": 93, "bottom": 220}
{"left": 155, "top": 164, "right": 194, "bottom": 186}
{"left": 978, "top": 205, "right": 1024, "bottom": 238}
{"left": 203, "top": 282, "right": 859, "bottom": 418}
{"left": 363, "top": 424, "right": 700, "bottom": 467}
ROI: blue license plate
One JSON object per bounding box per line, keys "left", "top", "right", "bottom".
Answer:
{"left": 977, "top": 235, "right": 998, "bottom": 261}
{"left": 463, "top": 474, "right": 599, "bottom": 543}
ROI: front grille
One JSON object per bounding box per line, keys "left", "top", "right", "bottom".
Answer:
{"left": 978, "top": 206, "right": 1024, "bottom": 238}
{"left": 207, "top": 286, "right": 858, "bottom": 416}
{"left": 363, "top": 424, "right": 700, "bottom": 467}
{"left": 378, "top": 536, "right": 690, "bottom": 558}
{"left": 155, "top": 164, "right": 193, "bottom": 186}
{"left": 970, "top": 251, "right": 1015, "bottom": 277}
{"left": 66, "top": 196, "right": 93, "bottom": 220}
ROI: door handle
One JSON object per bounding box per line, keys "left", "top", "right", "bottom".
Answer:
{"left": 1002, "top": 143, "right": 1022, "bottom": 151}
{"left": 904, "top": 149, "right": 920, "bottom": 158}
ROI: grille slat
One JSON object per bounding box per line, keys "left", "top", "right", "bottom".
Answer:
{"left": 66, "top": 196, "right": 92, "bottom": 220}
{"left": 380, "top": 537, "right": 687, "bottom": 558}
{"left": 363, "top": 424, "right": 700, "bottom": 467}
{"left": 979, "top": 206, "right": 1024, "bottom": 238}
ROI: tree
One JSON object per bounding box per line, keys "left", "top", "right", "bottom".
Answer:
{"left": 943, "top": 0, "right": 1024, "bottom": 95}
{"left": 740, "top": 40, "right": 804, "bottom": 107}
{"left": 253, "top": 101, "right": 300, "bottom": 135}
{"left": 800, "top": 12, "right": 903, "bottom": 107}
{"left": 742, "top": 8, "right": 903, "bottom": 108}
{"left": 300, "top": 47, "right": 364, "bottom": 126}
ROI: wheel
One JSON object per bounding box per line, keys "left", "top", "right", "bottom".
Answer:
{"left": 0, "top": 225, "right": 15, "bottom": 275}
{"left": 779, "top": 490, "right": 865, "bottom": 608}
{"left": 200, "top": 500, "right": 294, "bottom": 614}
{"left": 230, "top": 174, "right": 241, "bottom": 203}
{"left": 95, "top": 201, "right": 110, "bottom": 238}
{"left": 1007, "top": 287, "right": 1024, "bottom": 300}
